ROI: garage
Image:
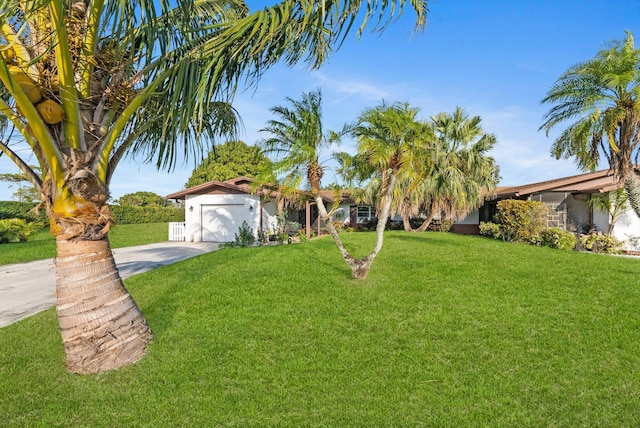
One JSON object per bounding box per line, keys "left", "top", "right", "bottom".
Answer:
{"left": 166, "top": 177, "right": 279, "bottom": 242}
{"left": 201, "top": 204, "right": 249, "bottom": 242}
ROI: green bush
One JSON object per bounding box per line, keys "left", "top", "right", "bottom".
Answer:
{"left": 481, "top": 204, "right": 575, "bottom": 252}
{"left": 0, "top": 218, "right": 43, "bottom": 244}
{"left": 220, "top": 221, "right": 257, "bottom": 248}
{"left": 539, "top": 228, "right": 577, "bottom": 251}
{"left": 1, "top": 201, "right": 184, "bottom": 225}
{"left": 429, "top": 219, "right": 454, "bottom": 232}
{"left": 0, "top": 201, "right": 46, "bottom": 222}
{"left": 479, "top": 221, "right": 502, "bottom": 240}
{"left": 494, "top": 199, "right": 548, "bottom": 243}
{"left": 580, "top": 233, "right": 623, "bottom": 254}
{"left": 109, "top": 205, "right": 184, "bottom": 224}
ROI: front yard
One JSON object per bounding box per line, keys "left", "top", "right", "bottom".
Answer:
{"left": 1, "top": 232, "right": 640, "bottom": 426}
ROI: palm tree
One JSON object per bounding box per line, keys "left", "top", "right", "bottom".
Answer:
{"left": 259, "top": 89, "right": 349, "bottom": 252}
{"left": 396, "top": 107, "right": 498, "bottom": 232}
{"left": 540, "top": 31, "right": 640, "bottom": 219}
{"left": 426, "top": 108, "right": 498, "bottom": 224}
{"left": 0, "top": 1, "right": 427, "bottom": 373}
{"left": 346, "top": 101, "right": 429, "bottom": 276}
{"left": 261, "top": 95, "right": 424, "bottom": 279}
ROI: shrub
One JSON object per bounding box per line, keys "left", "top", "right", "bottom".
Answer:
{"left": 117, "top": 191, "right": 171, "bottom": 207}
{"left": 109, "top": 205, "right": 184, "bottom": 224}
{"left": 0, "top": 201, "right": 184, "bottom": 227}
{"left": 539, "top": 228, "right": 577, "bottom": 251}
{"left": 0, "top": 218, "right": 42, "bottom": 244}
{"left": 220, "top": 221, "right": 256, "bottom": 248}
{"left": 296, "top": 230, "right": 310, "bottom": 242}
{"left": 429, "top": 219, "right": 454, "bottom": 232}
{"left": 479, "top": 221, "right": 502, "bottom": 240}
{"left": 580, "top": 233, "right": 623, "bottom": 254}
{"left": 494, "top": 199, "right": 547, "bottom": 243}
{"left": 0, "top": 201, "right": 46, "bottom": 222}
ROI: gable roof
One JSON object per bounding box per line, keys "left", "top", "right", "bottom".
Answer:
{"left": 166, "top": 176, "right": 264, "bottom": 200}
{"left": 166, "top": 176, "right": 357, "bottom": 204}
{"left": 492, "top": 169, "right": 622, "bottom": 199}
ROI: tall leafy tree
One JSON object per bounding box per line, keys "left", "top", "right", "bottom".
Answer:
{"left": 540, "top": 31, "right": 640, "bottom": 219}
{"left": 259, "top": 89, "right": 341, "bottom": 231}
{"left": 185, "top": 140, "right": 272, "bottom": 187}
{"left": 0, "top": 0, "right": 427, "bottom": 373}
{"left": 347, "top": 101, "right": 429, "bottom": 277}
{"left": 348, "top": 119, "right": 435, "bottom": 230}
{"left": 409, "top": 107, "right": 498, "bottom": 231}
{"left": 117, "top": 191, "right": 170, "bottom": 207}
{"left": 261, "top": 93, "right": 424, "bottom": 279}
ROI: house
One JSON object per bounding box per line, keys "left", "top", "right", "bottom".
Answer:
{"left": 166, "top": 176, "right": 376, "bottom": 242}
{"left": 455, "top": 169, "right": 640, "bottom": 250}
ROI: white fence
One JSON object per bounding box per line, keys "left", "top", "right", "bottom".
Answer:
{"left": 168, "top": 222, "right": 186, "bottom": 241}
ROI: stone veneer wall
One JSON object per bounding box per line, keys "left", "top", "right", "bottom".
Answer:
{"left": 545, "top": 201, "right": 567, "bottom": 229}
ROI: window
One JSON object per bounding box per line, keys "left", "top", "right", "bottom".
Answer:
{"left": 356, "top": 206, "right": 375, "bottom": 223}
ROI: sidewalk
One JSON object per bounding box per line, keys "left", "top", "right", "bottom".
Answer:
{"left": 0, "top": 241, "right": 219, "bottom": 328}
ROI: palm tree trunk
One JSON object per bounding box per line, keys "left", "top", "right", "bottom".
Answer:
{"left": 402, "top": 209, "right": 436, "bottom": 232}
{"left": 402, "top": 215, "right": 413, "bottom": 232}
{"left": 55, "top": 237, "right": 153, "bottom": 374}
{"left": 624, "top": 172, "right": 640, "bottom": 219}
{"left": 315, "top": 184, "right": 388, "bottom": 280}
{"left": 345, "top": 173, "right": 399, "bottom": 280}
{"left": 415, "top": 211, "right": 437, "bottom": 232}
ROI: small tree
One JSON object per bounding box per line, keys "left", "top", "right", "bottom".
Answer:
{"left": 540, "top": 32, "right": 640, "bottom": 219}
{"left": 587, "top": 189, "right": 628, "bottom": 235}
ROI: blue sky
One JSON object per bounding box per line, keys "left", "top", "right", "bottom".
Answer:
{"left": 2, "top": 0, "right": 640, "bottom": 201}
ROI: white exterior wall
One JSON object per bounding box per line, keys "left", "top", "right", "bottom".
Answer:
{"left": 588, "top": 201, "right": 640, "bottom": 251}
{"left": 456, "top": 210, "right": 479, "bottom": 225}
{"left": 184, "top": 193, "right": 261, "bottom": 242}
{"left": 261, "top": 200, "right": 280, "bottom": 236}
{"left": 331, "top": 203, "right": 351, "bottom": 224}
{"left": 592, "top": 208, "right": 610, "bottom": 235}
{"left": 613, "top": 207, "right": 640, "bottom": 251}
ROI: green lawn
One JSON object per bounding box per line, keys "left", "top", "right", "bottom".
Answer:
{"left": 0, "top": 222, "right": 169, "bottom": 265}
{"left": 2, "top": 232, "right": 640, "bottom": 426}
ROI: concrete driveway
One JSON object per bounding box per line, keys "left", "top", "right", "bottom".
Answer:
{"left": 0, "top": 241, "right": 219, "bottom": 328}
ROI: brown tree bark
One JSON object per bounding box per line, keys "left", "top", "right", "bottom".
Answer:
{"left": 402, "top": 211, "right": 436, "bottom": 232}
{"left": 624, "top": 172, "right": 640, "bottom": 220}
{"left": 55, "top": 237, "right": 153, "bottom": 374}
{"left": 315, "top": 174, "right": 398, "bottom": 280}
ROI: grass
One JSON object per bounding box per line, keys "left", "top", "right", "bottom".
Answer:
{"left": 0, "top": 222, "right": 169, "bottom": 265}
{"left": 2, "top": 232, "right": 640, "bottom": 426}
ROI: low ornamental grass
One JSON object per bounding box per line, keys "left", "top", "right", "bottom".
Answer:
{"left": 1, "top": 232, "right": 640, "bottom": 426}
{"left": 0, "top": 222, "right": 170, "bottom": 265}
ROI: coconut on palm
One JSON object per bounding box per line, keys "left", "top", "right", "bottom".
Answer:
{"left": 8, "top": 65, "right": 42, "bottom": 104}
{"left": 36, "top": 99, "right": 64, "bottom": 124}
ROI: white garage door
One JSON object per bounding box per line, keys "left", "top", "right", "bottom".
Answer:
{"left": 201, "top": 204, "right": 247, "bottom": 242}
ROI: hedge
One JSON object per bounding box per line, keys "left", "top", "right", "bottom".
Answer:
{"left": 0, "top": 201, "right": 184, "bottom": 225}
{"left": 0, "top": 201, "right": 47, "bottom": 222}
{"left": 109, "top": 205, "right": 184, "bottom": 224}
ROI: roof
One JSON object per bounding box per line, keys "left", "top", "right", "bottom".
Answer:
{"left": 166, "top": 176, "right": 356, "bottom": 204}
{"left": 166, "top": 176, "right": 267, "bottom": 200}
{"left": 491, "top": 169, "right": 623, "bottom": 199}
{"left": 318, "top": 189, "right": 356, "bottom": 204}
